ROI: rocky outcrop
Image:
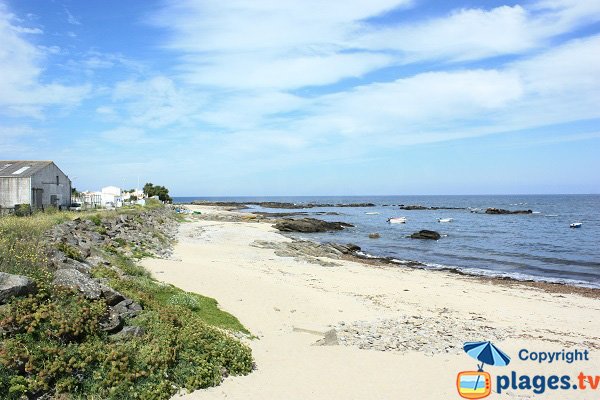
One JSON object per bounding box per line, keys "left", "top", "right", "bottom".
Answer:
{"left": 192, "top": 201, "right": 375, "bottom": 209}
{"left": 46, "top": 209, "right": 178, "bottom": 262}
{"left": 409, "top": 230, "right": 441, "bottom": 240}
{"left": 53, "top": 269, "right": 103, "bottom": 299}
{"left": 40, "top": 208, "right": 178, "bottom": 337}
{"left": 485, "top": 208, "right": 533, "bottom": 215}
{"left": 274, "top": 218, "right": 354, "bottom": 233}
{"left": 0, "top": 272, "right": 36, "bottom": 304}
{"left": 399, "top": 205, "right": 465, "bottom": 210}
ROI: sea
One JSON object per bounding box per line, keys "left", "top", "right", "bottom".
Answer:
{"left": 173, "top": 195, "right": 600, "bottom": 289}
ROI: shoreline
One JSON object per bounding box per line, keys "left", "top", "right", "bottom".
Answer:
{"left": 180, "top": 204, "right": 600, "bottom": 298}
{"left": 144, "top": 204, "right": 600, "bottom": 399}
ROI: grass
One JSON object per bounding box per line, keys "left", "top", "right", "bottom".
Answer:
{"left": 0, "top": 206, "right": 253, "bottom": 399}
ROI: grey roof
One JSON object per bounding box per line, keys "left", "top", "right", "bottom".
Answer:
{"left": 0, "top": 161, "right": 54, "bottom": 178}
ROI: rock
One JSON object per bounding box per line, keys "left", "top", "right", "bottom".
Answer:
{"left": 113, "top": 298, "right": 143, "bottom": 319}
{"left": 313, "top": 329, "right": 339, "bottom": 346}
{"left": 0, "top": 272, "right": 37, "bottom": 304}
{"left": 328, "top": 243, "right": 361, "bottom": 254}
{"left": 485, "top": 208, "right": 533, "bottom": 215}
{"left": 399, "top": 205, "right": 428, "bottom": 210}
{"left": 52, "top": 269, "right": 102, "bottom": 299}
{"left": 368, "top": 233, "right": 381, "bottom": 239}
{"left": 409, "top": 230, "right": 441, "bottom": 240}
{"left": 274, "top": 218, "right": 354, "bottom": 233}
{"left": 99, "top": 284, "right": 125, "bottom": 306}
{"left": 62, "top": 259, "right": 92, "bottom": 275}
{"left": 100, "top": 308, "right": 123, "bottom": 333}
{"left": 111, "top": 325, "right": 145, "bottom": 340}
{"left": 85, "top": 255, "right": 108, "bottom": 267}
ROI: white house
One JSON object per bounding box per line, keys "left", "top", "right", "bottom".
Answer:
{"left": 101, "top": 186, "right": 123, "bottom": 208}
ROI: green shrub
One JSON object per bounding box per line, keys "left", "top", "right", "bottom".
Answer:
{"left": 14, "top": 204, "right": 31, "bottom": 217}
{"left": 167, "top": 293, "right": 201, "bottom": 311}
{"left": 0, "top": 208, "right": 253, "bottom": 399}
{"left": 57, "top": 242, "right": 84, "bottom": 261}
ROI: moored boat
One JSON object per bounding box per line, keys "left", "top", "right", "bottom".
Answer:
{"left": 387, "top": 217, "right": 407, "bottom": 224}
{"left": 570, "top": 222, "right": 582, "bottom": 228}
{"left": 438, "top": 218, "right": 453, "bottom": 223}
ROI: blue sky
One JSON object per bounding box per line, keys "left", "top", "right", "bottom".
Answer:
{"left": 1, "top": 0, "right": 599, "bottom": 195}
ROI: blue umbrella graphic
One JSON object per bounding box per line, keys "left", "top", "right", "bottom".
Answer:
{"left": 463, "top": 341, "right": 511, "bottom": 391}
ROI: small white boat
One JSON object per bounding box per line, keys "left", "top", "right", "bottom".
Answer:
{"left": 570, "top": 222, "right": 582, "bottom": 228}
{"left": 365, "top": 212, "right": 380, "bottom": 215}
{"left": 438, "top": 218, "right": 453, "bottom": 223}
{"left": 387, "top": 217, "right": 407, "bottom": 224}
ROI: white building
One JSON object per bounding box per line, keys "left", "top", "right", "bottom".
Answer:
{"left": 0, "top": 161, "right": 71, "bottom": 211}
{"left": 101, "top": 186, "right": 123, "bottom": 208}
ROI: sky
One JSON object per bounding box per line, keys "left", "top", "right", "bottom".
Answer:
{"left": 0, "top": 0, "right": 599, "bottom": 196}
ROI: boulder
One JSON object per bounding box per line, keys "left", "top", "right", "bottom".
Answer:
{"left": 274, "top": 218, "right": 354, "bottom": 233}
{"left": 410, "top": 230, "right": 441, "bottom": 240}
{"left": 485, "top": 208, "right": 533, "bottom": 215}
{"left": 100, "top": 308, "right": 123, "bottom": 333}
{"left": 53, "top": 269, "right": 102, "bottom": 299}
{"left": 0, "top": 272, "right": 36, "bottom": 304}
{"left": 399, "top": 205, "right": 428, "bottom": 210}
{"left": 113, "top": 298, "right": 143, "bottom": 319}
{"left": 327, "top": 243, "right": 361, "bottom": 254}
{"left": 110, "top": 325, "right": 145, "bottom": 340}
{"left": 99, "top": 284, "right": 125, "bottom": 306}
{"left": 368, "top": 233, "right": 381, "bottom": 239}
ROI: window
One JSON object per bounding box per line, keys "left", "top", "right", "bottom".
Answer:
{"left": 12, "top": 166, "right": 30, "bottom": 175}
{"left": 56, "top": 175, "right": 59, "bottom": 185}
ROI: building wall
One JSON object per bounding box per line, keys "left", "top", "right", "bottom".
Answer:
{"left": 0, "top": 177, "right": 30, "bottom": 208}
{"left": 30, "top": 163, "right": 71, "bottom": 208}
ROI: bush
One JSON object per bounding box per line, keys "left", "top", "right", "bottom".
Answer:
{"left": 14, "top": 204, "right": 31, "bottom": 217}
{"left": 0, "top": 208, "right": 253, "bottom": 399}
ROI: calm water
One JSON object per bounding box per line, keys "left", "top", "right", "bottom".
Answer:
{"left": 174, "top": 195, "right": 600, "bottom": 288}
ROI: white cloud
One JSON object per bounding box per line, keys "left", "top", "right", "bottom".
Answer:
{"left": 64, "top": 7, "right": 81, "bottom": 25}
{"left": 111, "top": 76, "right": 204, "bottom": 129}
{"left": 149, "top": 0, "right": 411, "bottom": 90}
{"left": 0, "top": 3, "right": 90, "bottom": 117}
{"left": 357, "top": 1, "right": 600, "bottom": 62}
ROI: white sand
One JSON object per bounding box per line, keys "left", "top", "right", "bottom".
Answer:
{"left": 143, "top": 206, "right": 600, "bottom": 399}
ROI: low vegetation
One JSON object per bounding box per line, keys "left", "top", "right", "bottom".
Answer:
{"left": 0, "top": 206, "right": 253, "bottom": 399}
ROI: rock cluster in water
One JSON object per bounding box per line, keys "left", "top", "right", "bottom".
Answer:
{"left": 485, "top": 208, "right": 533, "bottom": 214}
{"left": 274, "top": 218, "right": 354, "bottom": 233}
{"left": 409, "top": 230, "right": 441, "bottom": 240}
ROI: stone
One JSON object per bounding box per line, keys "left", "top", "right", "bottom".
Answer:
{"left": 53, "top": 269, "right": 102, "bottom": 299}
{"left": 313, "top": 329, "right": 339, "bottom": 346}
{"left": 111, "top": 325, "right": 145, "bottom": 340}
{"left": 327, "top": 243, "right": 361, "bottom": 254}
{"left": 485, "top": 208, "right": 533, "bottom": 215}
{"left": 368, "top": 233, "right": 381, "bottom": 239}
{"left": 99, "top": 284, "right": 125, "bottom": 306}
{"left": 62, "top": 259, "right": 92, "bottom": 275}
{"left": 0, "top": 272, "right": 36, "bottom": 304}
{"left": 85, "top": 255, "right": 108, "bottom": 267}
{"left": 113, "top": 298, "right": 143, "bottom": 319}
{"left": 273, "top": 218, "right": 354, "bottom": 233}
{"left": 409, "top": 230, "right": 441, "bottom": 240}
{"left": 100, "top": 308, "right": 123, "bottom": 333}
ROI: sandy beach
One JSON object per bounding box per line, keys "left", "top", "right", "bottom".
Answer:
{"left": 143, "top": 205, "right": 600, "bottom": 400}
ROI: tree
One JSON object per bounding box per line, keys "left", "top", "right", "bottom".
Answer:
{"left": 143, "top": 182, "right": 172, "bottom": 203}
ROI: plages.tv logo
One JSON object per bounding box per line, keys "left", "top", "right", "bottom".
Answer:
{"left": 456, "top": 341, "right": 511, "bottom": 399}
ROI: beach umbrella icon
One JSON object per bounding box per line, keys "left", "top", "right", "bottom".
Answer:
{"left": 463, "top": 341, "right": 511, "bottom": 370}
{"left": 462, "top": 341, "right": 511, "bottom": 395}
